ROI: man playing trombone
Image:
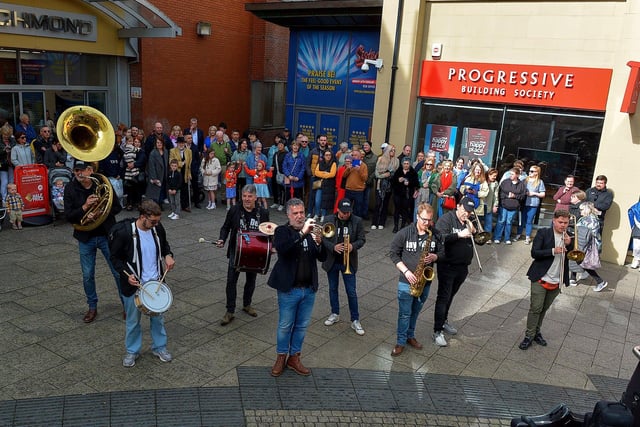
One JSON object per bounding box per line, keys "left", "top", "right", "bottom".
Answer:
{"left": 433, "top": 196, "right": 477, "bottom": 347}
{"left": 321, "top": 198, "right": 367, "bottom": 335}
{"left": 519, "top": 209, "right": 572, "bottom": 350}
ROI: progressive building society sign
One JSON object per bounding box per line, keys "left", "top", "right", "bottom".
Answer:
{"left": 0, "top": 3, "right": 97, "bottom": 42}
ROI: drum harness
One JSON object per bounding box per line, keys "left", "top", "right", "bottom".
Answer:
{"left": 129, "top": 220, "right": 164, "bottom": 281}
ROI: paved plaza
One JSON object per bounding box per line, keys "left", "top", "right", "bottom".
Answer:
{"left": 0, "top": 204, "right": 638, "bottom": 426}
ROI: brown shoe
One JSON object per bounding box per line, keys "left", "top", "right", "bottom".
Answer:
{"left": 242, "top": 306, "right": 258, "bottom": 317}
{"left": 220, "top": 312, "right": 234, "bottom": 326}
{"left": 391, "top": 345, "right": 404, "bottom": 357}
{"left": 83, "top": 309, "right": 97, "bottom": 323}
{"left": 407, "top": 338, "right": 423, "bottom": 350}
{"left": 271, "top": 353, "right": 287, "bottom": 377}
{"left": 183, "top": 207, "right": 191, "bottom": 213}
{"left": 286, "top": 353, "right": 311, "bottom": 376}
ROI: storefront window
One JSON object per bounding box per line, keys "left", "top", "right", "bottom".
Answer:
{"left": 20, "top": 52, "right": 65, "bottom": 85}
{"left": 67, "top": 54, "right": 107, "bottom": 86}
{"left": 416, "top": 101, "right": 604, "bottom": 189}
{"left": 0, "top": 50, "right": 18, "bottom": 85}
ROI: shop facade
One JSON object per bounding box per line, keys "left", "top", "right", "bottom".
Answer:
{"left": 370, "top": 0, "right": 640, "bottom": 264}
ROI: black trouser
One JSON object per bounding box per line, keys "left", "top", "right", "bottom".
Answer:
{"left": 434, "top": 263, "right": 468, "bottom": 332}
{"left": 373, "top": 191, "right": 392, "bottom": 227}
{"left": 225, "top": 258, "right": 257, "bottom": 313}
{"left": 393, "top": 194, "right": 413, "bottom": 226}
{"left": 191, "top": 175, "right": 200, "bottom": 206}
{"left": 180, "top": 180, "right": 190, "bottom": 209}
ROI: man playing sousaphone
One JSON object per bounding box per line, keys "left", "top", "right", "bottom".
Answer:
{"left": 389, "top": 202, "right": 443, "bottom": 356}
{"left": 216, "top": 184, "right": 270, "bottom": 325}
{"left": 108, "top": 200, "right": 175, "bottom": 367}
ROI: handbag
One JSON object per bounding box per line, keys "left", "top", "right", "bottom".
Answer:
{"left": 442, "top": 195, "right": 456, "bottom": 210}
{"left": 136, "top": 171, "right": 146, "bottom": 184}
{"left": 580, "top": 238, "right": 601, "bottom": 270}
{"left": 312, "top": 179, "right": 323, "bottom": 190}
{"left": 276, "top": 172, "right": 285, "bottom": 185}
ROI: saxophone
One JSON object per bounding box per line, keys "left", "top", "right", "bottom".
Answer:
{"left": 410, "top": 229, "right": 435, "bottom": 297}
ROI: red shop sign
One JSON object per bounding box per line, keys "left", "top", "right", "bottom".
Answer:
{"left": 420, "top": 61, "right": 612, "bottom": 111}
{"left": 14, "top": 164, "right": 50, "bottom": 218}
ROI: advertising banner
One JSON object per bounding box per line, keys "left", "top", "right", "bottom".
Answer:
{"left": 319, "top": 114, "right": 341, "bottom": 147}
{"left": 460, "top": 127, "right": 497, "bottom": 166}
{"left": 14, "top": 164, "right": 50, "bottom": 218}
{"left": 347, "top": 116, "right": 371, "bottom": 148}
{"left": 424, "top": 124, "right": 457, "bottom": 161}
{"left": 296, "top": 111, "right": 316, "bottom": 142}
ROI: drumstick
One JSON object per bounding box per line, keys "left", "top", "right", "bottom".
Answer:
{"left": 156, "top": 268, "right": 168, "bottom": 293}
{"left": 198, "top": 237, "right": 215, "bottom": 244}
{"left": 124, "top": 271, "right": 154, "bottom": 299}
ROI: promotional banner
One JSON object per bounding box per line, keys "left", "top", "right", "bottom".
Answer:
{"left": 347, "top": 116, "right": 371, "bottom": 148}
{"left": 296, "top": 111, "right": 317, "bottom": 143}
{"left": 460, "top": 127, "right": 497, "bottom": 166}
{"left": 424, "top": 124, "right": 457, "bottom": 161}
{"left": 319, "top": 113, "right": 341, "bottom": 147}
{"left": 347, "top": 33, "right": 380, "bottom": 111}
{"left": 14, "top": 164, "right": 50, "bottom": 218}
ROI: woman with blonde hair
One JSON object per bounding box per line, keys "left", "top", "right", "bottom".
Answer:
{"left": 569, "top": 202, "right": 607, "bottom": 292}
{"left": 516, "top": 164, "right": 546, "bottom": 244}
{"left": 371, "top": 144, "right": 399, "bottom": 230}
{"left": 460, "top": 161, "right": 489, "bottom": 219}
{"left": 430, "top": 159, "right": 457, "bottom": 219}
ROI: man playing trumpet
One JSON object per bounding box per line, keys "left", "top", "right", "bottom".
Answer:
{"left": 433, "top": 196, "right": 477, "bottom": 347}
{"left": 389, "top": 202, "right": 443, "bottom": 356}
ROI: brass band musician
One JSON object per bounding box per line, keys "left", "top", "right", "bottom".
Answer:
{"left": 389, "top": 202, "right": 443, "bottom": 357}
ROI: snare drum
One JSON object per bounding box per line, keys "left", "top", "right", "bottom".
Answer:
{"left": 134, "top": 280, "right": 173, "bottom": 316}
{"left": 233, "top": 230, "right": 272, "bottom": 274}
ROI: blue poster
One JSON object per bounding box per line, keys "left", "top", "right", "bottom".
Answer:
{"left": 297, "top": 111, "right": 316, "bottom": 141}
{"left": 347, "top": 33, "right": 380, "bottom": 111}
{"left": 347, "top": 116, "right": 371, "bottom": 148}
{"left": 319, "top": 114, "right": 341, "bottom": 147}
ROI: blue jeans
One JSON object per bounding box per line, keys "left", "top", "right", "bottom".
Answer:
{"left": 276, "top": 287, "right": 316, "bottom": 355}
{"left": 397, "top": 281, "right": 429, "bottom": 346}
{"left": 327, "top": 263, "right": 359, "bottom": 321}
{"left": 345, "top": 189, "right": 365, "bottom": 217}
{"left": 517, "top": 205, "right": 538, "bottom": 237}
{"left": 484, "top": 207, "right": 495, "bottom": 234}
{"left": 0, "top": 170, "right": 8, "bottom": 203}
{"left": 78, "top": 236, "right": 123, "bottom": 309}
{"left": 494, "top": 208, "right": 517, "bottom": 242}
{"left": 123, "top": 294, "right": 167, "bottom": 354}
{"left": 362, "top": 185, "right": 372, "bottom": 219}
{"left": 314, "top": 188, "right": 323, "bottom": 217}
{"left": 307, "top": 188, "right": 317, "bottom": 216}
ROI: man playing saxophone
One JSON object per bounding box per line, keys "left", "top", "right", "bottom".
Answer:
{"left": 432, "top": 196, "right": 476, "bottom": 347}
{"left": 389, "top": 202, "right": 443, "bottom": 357}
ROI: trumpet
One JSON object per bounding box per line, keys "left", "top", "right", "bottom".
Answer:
{"left": 344, "top": 234, "right": 352, "bottom": 274}
{"left": 469, "top": 214, "right": 492, "bottom": 245}
{"left": 567, "top": 214, "right": 586, "bottom": 263}
{"left": 311, "top": 217, "right": 336, "bottom": 239}
{"left": 466, "top": 219, "right": 483, "bottom": 272}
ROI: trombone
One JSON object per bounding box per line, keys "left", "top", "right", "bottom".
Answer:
{"left": 567, "top": 214, "right": 586, "bottom": 263}
{"left": 469, "top": 214, "right": 492, "bottom": 246}
{"left": 466, "top": 219, "right": 483, "bottom": 272}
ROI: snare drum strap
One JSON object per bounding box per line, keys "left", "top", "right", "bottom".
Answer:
{"left": 130, "top": 221, "right": 163, "bottom": 280}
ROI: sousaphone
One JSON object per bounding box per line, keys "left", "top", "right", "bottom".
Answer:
{"left": 57, "top": 105, "right": 115, "bottom": 231}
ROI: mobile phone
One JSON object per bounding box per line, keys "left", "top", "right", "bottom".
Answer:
{"left": 352, "top": 159, "right": 361, "bottom": 167}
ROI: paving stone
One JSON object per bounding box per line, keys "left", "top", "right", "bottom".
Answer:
{"left": 199, "top": 387, "right": 242, "bottom": 411}
{"left": 348, "top": 369, "right": 390, "bottom": 389}
{"left": 62, "top": 393, "right": 110, "bottom": 421}
{"left": 241, "top": 386, "right": 282, "bottom": 410}
{"left": 313, "top": 368, "right": 353, "bottom": 389}
{"left": 110, "top": 390, "right": 156, "bottom": 416}
{"left": 391, "top": 389, "right": 435, "bottom": 413}
{"left": 201, "top": 410, "right": 246, "bottom": 427}
{"left": 355, "top": 388, "right": 398, "bottom": 412}
{"left": 156, "top": 388, "right": 201, "bottom": 414}
{"left": 423, "top": 374, "right": 464, "bottom": 395}
{"left": 13, "top": 396, "right": 64, "bottom": 426}
{"left": 110, "top": 413, "right": 157, "bottom": 427}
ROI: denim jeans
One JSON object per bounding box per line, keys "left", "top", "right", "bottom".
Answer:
{"left": 517, "top": 205, "right": 538, "bottom": 237}
{"left": 362, "top": 185, "right": 372, "bottom": 219}
{"left": 0, "top": 170, "right": 8, "bottom": 203}
{"left": 327, "top": 263, "right": 359, "bottom": 321}
{"left": 397, "top": 281, "right": 429, "bottom": 345}
{"left": 78, "top": 236, "right": 123, "bottom": 309}
{"left": 345, "top": 189, "right": 365, "bottom": 217}
{"left": 276, "top": 287, "right": 316, "bottom": 355}
{"left": 494, "top": 208, "right": 517, "bottom": 242}
{"left": 123, "top": 294, "right": 167, "bottom": 354}
{"left": 484, "top": 207, "right": 495, "bottom": 234}
{"left": 307, "top": 188, "right": 317, "bottom": 217}
{"left": 314, "top": 188, "right": 323, "bottom": 217}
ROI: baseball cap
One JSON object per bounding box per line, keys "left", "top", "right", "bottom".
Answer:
{"left": 73, "top": 160, "right": 89, "bottom": 170}
{"left": 337, "top": 198, "right": 352, "bottom": 213}
{"left": 459, "top": 196, "right": 475, "bottom": 212}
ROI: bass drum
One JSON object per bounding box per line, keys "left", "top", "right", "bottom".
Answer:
{"left": 233, "top": 230, "right": 272, "bottom": 274}
{"left": 134, "top": 280, "right": 173, "bottom": 316}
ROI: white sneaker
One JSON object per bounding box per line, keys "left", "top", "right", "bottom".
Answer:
{"left": 433, "top": 331, "right": 448, "bottom": 347}
{"left": 171, "top": 214, "right": 179, "bottom": 220}
{"left": 630, "top": 260, "right": 639, "bottom": 269}
{"left": 525, "top": 237, "right": 531, "bottom": 244}
{"left": 211, "top": 203, "right": 216, "bottom": 210}
{"left": 569, "top": 279, "right": 578, "bottom": 287}
{"left": 371, "top": 225, "right": 377, "bottom": 230}
{"left": 505, "top": 240, "right": 512, "bottom": 245}
{"left": 351, "top": 320, "right": 365, "bottom": 336}
{"left": 122, "top": 353, "right": 139, "bottom": 368}
{"left": 443, "top": 321, "right": 458, "bottom": 335}
{"left": 378, "top": 225, "right": 384, "bottom": 230}
{"left": 277, "top": 205, "right": 284, "bottom": 211}
{"left": 163, "top": 199, "right": 170, "bottom": 204}
{"left": 270, "top": 203, "right": 279, "bottom": 209}
{"left": 226, "top": 206, "right": 231, "bottom": 211}
{"left": 168, "top": 212, "right": 175, "bottom": 218}
{"left": 594, "top": 281, "right": 608, "bottom": 292}
{"left": 152, "top": 349, "right": 173, "bottom": 362}
{"left": 493, "top": 239, "right": 500, "bottom": 244}
{"left": 324, "top": 313, "right": 339, "bottom": 326}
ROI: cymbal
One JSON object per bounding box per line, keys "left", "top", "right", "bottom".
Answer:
{"left": 258, "top": 222, "right": 278, "bottom": 235}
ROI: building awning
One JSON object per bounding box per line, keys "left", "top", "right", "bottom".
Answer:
{"left": 82, "top": 0, "right": 182, "bottom": 38}
{"left": 245, "top": 0, "right": 382, "bottom": 30}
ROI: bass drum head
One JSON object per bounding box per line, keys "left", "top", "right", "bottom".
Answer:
{"left": 136, "top": 280, "right": 173, "bottom": 316}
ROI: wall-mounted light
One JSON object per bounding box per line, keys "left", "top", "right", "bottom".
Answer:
{"left": 196, "top": 21, "right": 212, "bottom": 37}
{"left": 361, "top": 58, "right": 383, "bottom": 72}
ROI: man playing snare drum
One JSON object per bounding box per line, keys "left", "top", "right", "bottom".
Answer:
{"left": 216, "top": 184, "right": 270, "bottom": 325}
{"left": 109, "top": 200, "right": 175, "bottom": 368}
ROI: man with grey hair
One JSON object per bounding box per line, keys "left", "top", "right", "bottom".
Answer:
{"left": 215, "top": 184, "right": 270, "bottom": 325}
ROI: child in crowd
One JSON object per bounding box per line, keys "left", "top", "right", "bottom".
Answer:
{"left": 200, "top": 150, "right": 222, "bottom": 210}
{"left": 166, "top": 159, "right": 183, "bottom": 220}
{"left": 51, "top": 178, "right": 65, "bottom": 211}
{"left": 244, "top": 160, "right": 273, "bottom": 209}
{"left": 5, "top": 183, "right": 24, "bottom": 230}
{"left": 224, "top": 162, "right": 241, "bottom": 210}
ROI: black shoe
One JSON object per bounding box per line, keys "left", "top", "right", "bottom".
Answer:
{"left": 392, "top": 225, "right": 399, "bottom": 233}
{"left": 533, "top": 333, "right": 547, "bottom": 346}
{"left": 195, "top": 203, "right": 202, "bottom": 209}
{"left": 519, "top": 336, "right": 533, "bottom": 350}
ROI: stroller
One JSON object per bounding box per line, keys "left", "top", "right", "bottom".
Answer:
{"left": 48, "top": 167, "right": 73, "bottom": 221}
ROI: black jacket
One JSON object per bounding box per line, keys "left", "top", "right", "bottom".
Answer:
{"left": 526, "top": 226, "right": 571, "bottom": 284}
{"left": 108, "top": 218, "right": 173, "bottom": 297}
{"left": 63, "top": 175, "right": 122, "bottom": 243}
{"left": 218, "top": 204, "right": 269, "bottom": 258}
{"left": 321, "top": 213, "right": 365, "bottom": 274}
{"left": 268, "top": 224, "right": 327, "bottom": 292}
{"left": 435, "top": 210, "right": 473, "bottom": 265}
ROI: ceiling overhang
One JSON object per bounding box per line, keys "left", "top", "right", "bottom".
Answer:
{"left": 82, "top": 0, "right": 182, "bottom": 39}
{"left": 245, "top": 0, "right": 382, "bottom": 30}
